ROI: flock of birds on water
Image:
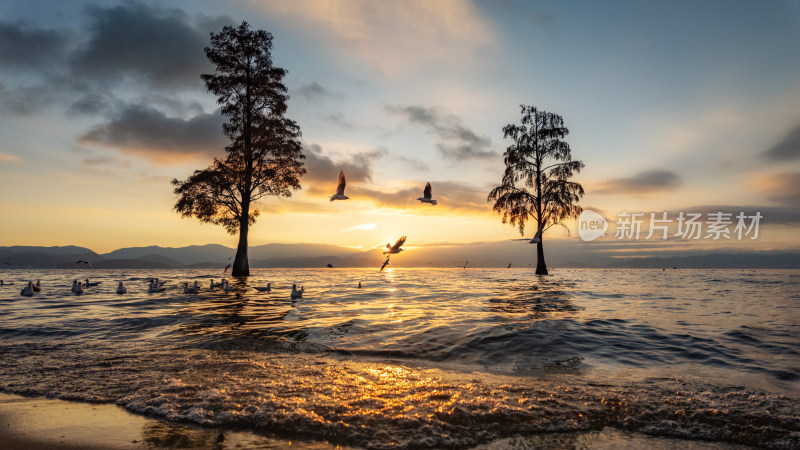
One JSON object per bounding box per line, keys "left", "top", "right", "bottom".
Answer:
{"left": 6, "top": 277, "right": 307, "bottom": 299}
{"left": 3, "top": 173, "right": 476, "bottom": 299}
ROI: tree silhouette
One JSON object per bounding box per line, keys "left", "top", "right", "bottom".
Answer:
{"left": 488, "top": 105, "right": 584, "bottom": 275}
{"left": 172, "top": 22, "right": 305, "bottom": 276}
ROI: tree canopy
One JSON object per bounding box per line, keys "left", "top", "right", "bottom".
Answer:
{"left": 172, "top": 22, "right": 305, "bottom": 276}
{"left": 488, "top": 104, "right": 584, "bottom": 274}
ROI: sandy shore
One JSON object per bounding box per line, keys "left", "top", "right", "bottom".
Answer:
{"left": 0, "top": 392, "right": 339, "bottom": 449}
{"left": 1, "top": 392, "right": 743, "bottom": 449}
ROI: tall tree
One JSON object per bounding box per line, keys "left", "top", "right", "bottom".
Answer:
{"left": 172, "top": 22, "right": 305, "bottom": 276}
{"left": 488, "top": 105, "right": 584, "bottom": 275}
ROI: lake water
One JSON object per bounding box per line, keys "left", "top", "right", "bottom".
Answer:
{"left": 1, "top": 268, "right": 798, "bottom": 448}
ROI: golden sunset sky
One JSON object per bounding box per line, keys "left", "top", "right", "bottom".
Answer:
{"left": 1, "top": 0, "right": 798, "bottom": 254}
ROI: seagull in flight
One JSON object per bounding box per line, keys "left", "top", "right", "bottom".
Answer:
{"left": 76, "top": 260, "right": 93, "bottom": 269}
{"left": 330, "top": 171, "right": 349, "bottom": 201}
{"left": 224, "top": 263, "right": 231, "bottom": 273}
{"left": 417, "top": 182, "right": 438, "bottom": 205}
{"left": 380, "top": 256, "right": 391, "bottom": 271}
{"left": 383, "top": 236, "right": 407, "bottom": 255}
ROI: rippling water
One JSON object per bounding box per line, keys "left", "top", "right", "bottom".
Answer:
{"left": 1, "top": 268, "right": 798, "bottom": 448}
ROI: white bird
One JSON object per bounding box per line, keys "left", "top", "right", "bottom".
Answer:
{"left": 116, "top": 282, "right": 127, "bottom": 294}
{"left": 155, "top": 278, "right": 167, "bottom": 287}
{"left": 329, "top": 171, "right": 349, "bottom": 201}
{"left": 32, "top": 280, "right": 41, "bottom": 292}
{"left": 74, "top": 281, "right": 84, "bottom": 295}
{"left": 85, "top": 279, "right": 100, "bottom": 287}
{"left": 254, "top": 282, "right": 271, "bottom": 292}
{"left": 183, "top": 282, "right": 200, "bottom": 294}
{"left": 223, "top": 280, "right": 235, "bottom": 291}
{"left": 383, "top": 236, "right": 407, "bottom": 255}
{"left": 147, "top": 280, "right": 164, "bottom": 293}
{"left": 71, "top": 280, "right": 80, "bottom": 293}
{"left": 20, "top": 281, "right": 34, "bottom": 297}
{"left": 417, "top": 182, "right": 438, "bottom": 205}
{"left": 291, "top": 284, "right": 304, "bottom": 299}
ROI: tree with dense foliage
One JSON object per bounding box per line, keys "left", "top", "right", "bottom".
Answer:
{"left": 488, "top": 105, "right": 584, "bottom": 275}
{"left": 173, "top": 22, "right": 305, "bottom": 276}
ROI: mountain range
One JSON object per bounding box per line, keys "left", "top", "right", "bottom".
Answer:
{"left": 1, "top": 242, "right": 798, "bottom": 269}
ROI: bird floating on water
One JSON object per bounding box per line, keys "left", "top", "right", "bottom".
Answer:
{"left": 85, "top": 279, "right": 100, "bottom": 287}
{"left": 183, "top": 282, "right": 200, "bottom": 294}
{"left": 358, "top": 281, "right": 362, "bottom": 288}
{"left": 329, "top": 171, "right": 349, "bottom": 201}
{"left": 254, "top": 282, "right": 271, "bottom": 292}
{"left": 0, "top": 280, "right": 14, "bottom": 286}
{"left": 147, "top": 280, "right": 165, "bottom": 293}
{"left": 32, "top": 280, "right": 41, "bottom": 292}
{"left": 383, "top": 236, "right": 406, "bottom": 255}
{"left": 291, "top": 284, "right": 304, "bottom": 299}
{"left": 71, "top": 280, "right": 80, "bottom": 293}
{"left": 73, "top": 281, "right": 84, "bottom": 295}
{"left": 20, "top": 281, "right": 34, "bottom": 297}
{"left": 417, "top": 182, "right": 438, "bottom": 205}
{"left": 116, "top": 282, "right": 127, "bottom": 294}
{"left": 223, "top": 280, "right": 235, "bottom": 291}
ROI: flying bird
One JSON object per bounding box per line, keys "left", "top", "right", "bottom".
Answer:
{"left": 380, "top": 256, "right": 391, "bottom": 271}
{"left": 417, "top": 182, "right": 438, "bottom": 205}
{"left": 330, "top": 171, "right": 349, "bottom": 201}
{"left": 224, "top": 263, "right": 231, "bottom": 273}
{"left": 507, "top": 263, "right": 512, "bottom": 268}
{"left": 76, "top": 260, "right": 93, "bottom": 269}
{"left": 383, "top": 236, "right": 407, "bottom": 255}
{"left": 461, "top": 261, "right": 469, "bottom": 269}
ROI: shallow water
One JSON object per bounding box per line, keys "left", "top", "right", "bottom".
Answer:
{"left": 1, "top": 268, "right": 798, "bottom": 448}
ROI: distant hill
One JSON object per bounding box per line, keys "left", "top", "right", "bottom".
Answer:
{"left": 1, "top": 243, "right": 798, "bottom": 269}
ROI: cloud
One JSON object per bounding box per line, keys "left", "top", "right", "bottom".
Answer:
{"left": 0, "top": 21, "right": 73, "bottom": 72}
{"left": 0, "top": 2, "right": 234, "bottom": 116}
{"left": 345, "top": 223, "right": 377, "bottom": 231}
{"left": 750, "top": 171, "right": 800, "bottom": 207}
{"left": 386, "top": 105, "right": 496, "bottom": 160}
{"left": 254, "top": 0, "right": 494, "bottom": 76}
{"left": 78, "top": 105, "right": 227, "bottom": 163}
{"left": 761, "top": 125, "right": 800, "bottom": 162}
{"left": 593, "top": 170, "right": 682, "bottom": 195}
{"left": 302, "top": 144, "right": 377, "bottom": 196}
{"left": 0, "top": 152, "right": 21, "bottom": 163}
{"left": 69, "top": 2, "right": 219, "bottom": 89}
{"left": 295, "top": 82, "right": 341, "bottom": 101}
{"left": 354, "top": 181, "right": 490, "bottom": 213}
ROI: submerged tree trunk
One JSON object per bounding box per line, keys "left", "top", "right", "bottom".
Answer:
{"left": 535, "top": 240, "right": 548, "bottom": 275}
{"left": 232, "top": 217, "right": 250, "bottom": 276}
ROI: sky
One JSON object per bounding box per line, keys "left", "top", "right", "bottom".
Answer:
{"left": 1, "top": 0, "right": 798, "bottom": 257}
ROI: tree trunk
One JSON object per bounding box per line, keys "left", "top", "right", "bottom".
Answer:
{"left": 232, "top": 217, "right": 250, "bottom": 276}
{"left": 535, "top": 240, "right": 548, "bottom": 275}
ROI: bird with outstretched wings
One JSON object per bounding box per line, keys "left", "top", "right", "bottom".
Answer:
{"left": 330, "top": 171, "right": 350, "bottom": 201}
{"left": 383, "top": 236, "right": 406, "bottom": 255}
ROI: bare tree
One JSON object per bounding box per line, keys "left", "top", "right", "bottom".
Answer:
{"left": 488, "top": 105, "right": 584, "bottom": 275}
{"left": 172, "top": 22, "right": 305, "bottom": 276}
